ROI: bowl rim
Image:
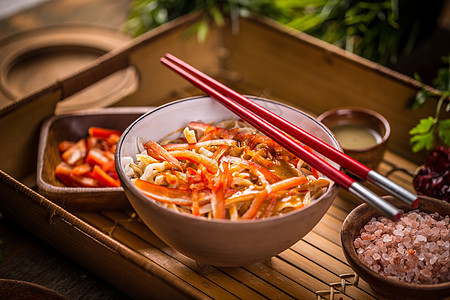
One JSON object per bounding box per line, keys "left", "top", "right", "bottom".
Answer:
{"left": 317, "top": 106, "right": 391, "bottom": 153}
{"left": 341, "top": 196, "right": 450, "bottom": 290}
{"left": 115, "top": 95, "right": 342, "bottom": 224}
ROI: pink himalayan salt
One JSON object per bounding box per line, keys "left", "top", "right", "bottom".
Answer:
{"left": 354, "top": 210, "right": 450, "bottom": 284}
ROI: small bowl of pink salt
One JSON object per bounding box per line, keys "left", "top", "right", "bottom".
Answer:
{"left": 342, "top": 195, "right": 450, "bottom": 300}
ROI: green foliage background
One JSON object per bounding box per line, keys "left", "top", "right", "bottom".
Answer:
{"left": 125, "top": 0, "right": 444, "bottom": 66}
{"left": 125, "top": 0, "right": 449, "bottom": 153}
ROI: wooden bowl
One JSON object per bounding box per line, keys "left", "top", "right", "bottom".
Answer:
{"left": 341, "top": 195, "right": 450, "bottom": 299}
{"left": 37, "top": 107, "right": 151, "bottom": 211}
{"left": 317, "top": 107, "right": 390, "bottom": 170}
{"left": 116, "top": 96, "right": 342, "bottom": 266}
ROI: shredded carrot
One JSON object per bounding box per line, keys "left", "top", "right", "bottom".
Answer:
{"left": 128, "top": 121, "right": 331, "bottom": 220}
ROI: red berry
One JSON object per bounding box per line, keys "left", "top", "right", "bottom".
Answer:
{"left": 413, "top": 147, "right": 450, "bottom": 202}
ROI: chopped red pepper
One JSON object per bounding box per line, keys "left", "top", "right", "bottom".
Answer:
{"left": 71, "top": 163, "right": 91, "bottom": 176}
{"left": 58, "top": 141, "right": 75, "bottom": 153}
{"left": 170, "top": 150, "right": 219, "bottom": 174}
{"left": 55, "top": 126, "right": 121, "bottom": 188}
{"left": 88, "top": 127, "right": 122, "bottom": 139}
{"left": 144, "top": 140, "right": 183, "bottom": 171}
{"left": 92, "top": 165, "right": 120, "bottom": 187}
{"left": 61, "top": 139, "right": 87, "bottom": 165}
{"left": 55, "top": 162, "right": 74, "bottom": 186}
{"left": 222, "top": 156, "right": 280, "bottom": 184}
{"left": 86, "top": 148, "right": 110, "bottom": 168}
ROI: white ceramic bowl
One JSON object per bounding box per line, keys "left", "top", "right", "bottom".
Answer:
{"left": 115, "top": 96, "right": 342, "bottom": 266}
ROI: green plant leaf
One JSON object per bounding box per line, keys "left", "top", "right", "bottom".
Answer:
{"left": 409, "top": 116, "right": 435, "bottom": 135}
{"left": 432, "top": 67, "right": 450, "bottom": 91}
{"left": 438, "top": 119, "right": 450, "bottom": 146}
{"left": 409, "top": 90, "right": 430, "bottom": 110}
{"left": 410, "top": 131, "right": 434, "bottom": 152}
{"left": 209, "top": 5, "right": 225, "bottom": 26}
{"left": 197, "top": 17, "right": 210, "bottom": 43}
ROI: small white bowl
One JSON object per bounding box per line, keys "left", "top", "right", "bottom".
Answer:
{"left": 115, "top": 96, "right": 342, "bottom": 266}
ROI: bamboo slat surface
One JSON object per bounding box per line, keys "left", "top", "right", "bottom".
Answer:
{"left": 74, "top": 152, "right": 417, "bottom": 300}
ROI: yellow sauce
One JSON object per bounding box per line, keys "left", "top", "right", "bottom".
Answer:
{"left": 331, "top": 124, "right": 381, "bottom": 150}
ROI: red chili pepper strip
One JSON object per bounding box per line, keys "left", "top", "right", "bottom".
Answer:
{"left": 191, "top": 190, "right": 200, "bottom": 216}
{"left": 170, "top": 150, "right": 219, "bottom": 174}
{"left": 271, "top": 176, "right": 309, "bottom": 191}
{"left": 88, "top": 127, "right": 122, "bottom": 139}
{"left": 92, "top": 165, "right": 120, "bottom": 187}
{"left": 105, "top": 134, "right": 120, "bottom": 146}
{"left": 135, "top": 179, "right": 193, "bottom": 206}
{"left": 222, "top": 156, "right": 280, "bottom": 184}
{"left": 211, "top": 184, "right": 225, "bottom": 219}
{"left": 187, "top": 121, "right": 214, "bottom": 132}
{"left": 241, "top": 190, "right": 269, "bottom": 219}
{"left": 211, "top": 144, "right": 229, "bottom": 161}
{"left": 162, "top": 139, "right": 237, "bottom": 151}
{"left": 303, "top": 145, "right": 320, "bottom": 179}
{"left": 55, "top": 161, "right": 99, "bottom": 187}
{"left": 198, "top": 128, "right": 229, "bottom": 142}
{"left": 58, "top": 141, "right": 74, "bottom": 153}
{"left": 71, "top": 174, "right": 98, "bottom": 187}
{"left": 55, "top": 162, "right": 75, "bottom": 186}
{"left": 241, "top": 176, "right": 308, "bottom": 219}
{"left": 55, "top": 126, "right": 122, "bottom": 188}
{"left": 86, "top": 148, "right": 110, "bottom": 168}
{"left": 210, "top": 162, "right": 231, "bottom": 219}
{"left": 144, "top": 140, "right": 183, "bottom": 171}
{"left": 263, "top": 194, "right": 278, "bottom": 218}
{"left": 102, "top": 160, "right": 116, "bottom": 173}
{"left": 71, "top": 163, "right": 91, "bottom": 176}
{"left": 61, "top": 139, "right": 87, "bottom": 165}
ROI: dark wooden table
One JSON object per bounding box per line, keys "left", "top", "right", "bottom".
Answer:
{"left": 0, "top": 0, "right": 133, "bottom": 298}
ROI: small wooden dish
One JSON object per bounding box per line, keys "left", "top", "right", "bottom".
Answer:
{"left": 341, "top": 195, "right": 450, "bottom": 300}
{"left": 37, "top": 107, "right": 152, "bottom": 211}
{"left": 317, "top": 107, "right": 390, "bottom": 170}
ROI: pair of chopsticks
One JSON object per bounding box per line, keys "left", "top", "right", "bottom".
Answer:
{"left": 160, "top": 53, "right": 419, "bottom": 221}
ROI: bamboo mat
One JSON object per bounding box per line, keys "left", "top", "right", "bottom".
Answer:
{"left": 76, "top": 152, "right": 418, "bottom": 300}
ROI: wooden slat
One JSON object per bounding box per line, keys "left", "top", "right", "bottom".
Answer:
{"left": 216, "top": 266, "right": 295, "bottom": 299}
{"left": 76, "top": 212, "right": 229, "bottom": 299}
{"left": 263, "top": 256, "right": 353, "bottom": 299}
{"left": 332, "top": 194, "right": 360, "bottom": 213}
{"left": 100, "top": 211, "right": 268, "bottom": 300}
{"left": 311, "top": 220, "right": 342, "bottom": 247}
{"left": 291, "top": 240, "right": 377, "bottom": 297}
{"left": 277, "top": 250, "right": 367, "bottom": 299}
{"left": 326, "top": 204, "right": 350, "bottom": 222}
{"left": 302, "top": 231, "right": 347, "bottom": 263}
{"left": 96, "top": 211, "right": 321, "bottom": 299}
{"left": 84, "top": 211, "right": 273, "bottom": 299}
{"left": 243, "top": 262, "right": 317, "bottom": 299}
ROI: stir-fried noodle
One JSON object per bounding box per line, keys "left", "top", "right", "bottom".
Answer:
{"left": 122, "top": 120, "right": 330, "bottom": 220}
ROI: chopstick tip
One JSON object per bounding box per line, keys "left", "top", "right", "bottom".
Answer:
{"left": 411, "top": 197, "right": 420, "bottom": 209}
{"left": 392, "top": 210, "right": 403, "bottom": 222}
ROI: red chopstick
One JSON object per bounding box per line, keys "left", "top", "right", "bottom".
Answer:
{"left": 162, "top": 53, "right": 419, "bottom": 210}
{"left": 160, "top": 54, "right": 405, "bottom": 220}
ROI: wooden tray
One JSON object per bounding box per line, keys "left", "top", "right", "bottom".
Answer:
{"left": 0, "top": 13, "right": 427, "bottom": 299}
{"left": 0, "top": 152, "right": 418, "bottom": 299}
